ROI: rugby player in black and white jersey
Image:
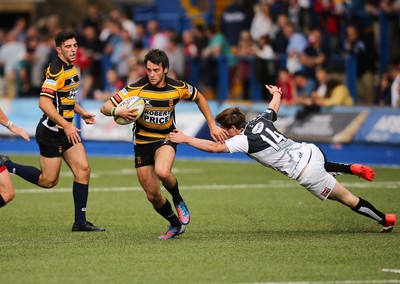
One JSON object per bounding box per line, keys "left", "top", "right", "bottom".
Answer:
{"left": 168, "top": 84, "right": 396, "bottom": 233}
{"left": 0, "top": 31, "right": 104, "bottom": 232}
{"left": 100, "top": 49, "right": 228, "bottom": 239}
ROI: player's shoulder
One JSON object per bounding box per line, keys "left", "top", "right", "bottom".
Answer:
{"left": 46, "top": 57, "right": 65, "bottom": 78}
{"left": 166, "top": 76, "right": 187, "bottom": 89}
{"left": 127, "top": 76, "right": 148, "bottom": 89}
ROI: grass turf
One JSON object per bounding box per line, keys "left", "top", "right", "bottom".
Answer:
{"left": 0, "top": 155, "right": 399, "bottom": 284}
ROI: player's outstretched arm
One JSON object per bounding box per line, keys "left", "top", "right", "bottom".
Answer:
{"left": 0, "top": 108, "right": 30, "bottom": 141}
{"left": 168, "top": 129, "right": 230, "bottom": 153}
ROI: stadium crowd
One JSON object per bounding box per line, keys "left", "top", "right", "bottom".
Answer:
{"left": 0, "top": 0, "right": 400, "bottom": 108}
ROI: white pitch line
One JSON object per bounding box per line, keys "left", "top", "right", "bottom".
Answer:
{"left": 244, "top": 280, "right": 400, "bottom": 284}
{"left": 15, "top": 183, "right": 287, "bottom": 194}
{"left": 382, "top": 268, "right": 400, "bottom": 274}
{"left": 14, "top": 180, "right": 400, "bottom": 194}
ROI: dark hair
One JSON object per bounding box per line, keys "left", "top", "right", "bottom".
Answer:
{"left": 55, "top": 30, "right": 77, "bottom": 47}
{"left": 144, "top": 49, "right": 169, "bottom": 69}
{"left": 215, "top": 107, "right": 246, "bottom": 129}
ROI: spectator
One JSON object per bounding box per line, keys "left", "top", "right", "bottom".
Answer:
{"left": 0, "top": 31, "right": 26, "bottom": 99}
{"left": 283, "top": 22, "right": 308, "bottom": 74}
{"left": 15, "top": 47, "right": 35, "bottom": 97}
{"left": 293, "top": 70, "right": 317, "bottom": 104}
{"left": 111, "top": 28, "right": 133, "bottom": 83}
{"left": 272, "top": 13, "right": 290, "bottom": 57}
{"left": 387, "top": 61, "right": 400, "bottom": 108}
{"left": 276, "top": 67, "right": 297, "bottom": 106}
{"left": 200, "top": 25, "right": 237, "bottom": 98}
{"left": 343, "top": 24, "right": 377, "bottom": 105}
{"left": 192, "top": 24, "right": 208, "bottom": 56}
{"left": 146, "top": 20, "right": 168, "bottom": 50}
{"left": 220, "top": 0, "right": 252, "bottom": 46}
{"left": 94, "top": 68, "right": 124, "bottom": 101}
{"left": 374, "top": 72, "right": 392, "bottom": 107}
{"left": 250, "top": 0, "right": 277, "bottom": 42}
{"left": 312, "top": 77, "right": 354, "bottom": 107}
{"left": 233, "top": 30, "right": 254, "bottom": 100}
{"left": 165, "top": 31, "right": 184, "bottom": 80}
{"left": 300, "top": 28, "right": 328, "bottom": 82}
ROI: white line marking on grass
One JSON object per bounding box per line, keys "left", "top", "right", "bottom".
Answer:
{"left": 60, "top": 167, "right": 203, "bottom": 178}
{"left": 15, "top": 181, "right": 400, "bottom": 194}
{"left": 382, "top": 268, "right": 400, "bottom": 274}
{"left": 246, "top": 280, "right": 400, "bottom": 284}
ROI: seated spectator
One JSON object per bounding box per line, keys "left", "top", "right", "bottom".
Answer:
{"left": 374, "top": 72, "right": 392, "bottom": 107}
{"left": 312, "top": 78, "right": 354, "bottom": 107}
{"left": 276, "top": 67, "right": 296, "bottom": 106}
{"left": 293, "top": 70, "right": 316, "bottom": 105}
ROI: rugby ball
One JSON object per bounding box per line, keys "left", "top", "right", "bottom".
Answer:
{"left": 114, "top": 96, "right": 145, "bottom": 125}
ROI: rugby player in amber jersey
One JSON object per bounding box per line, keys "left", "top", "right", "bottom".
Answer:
{"left": 0, "top": 30, "right": 104, "bottom": 232}
{"left": 100, "top": 49, "right": 228, "bottom": 239}
{"left": 167, "top": 84, "right": 396, "bottom": 233}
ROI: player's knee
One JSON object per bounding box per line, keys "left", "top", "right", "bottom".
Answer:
{"left": 146, "top": 192, "right": 162, "bottom": 205}
{"left": 155, "top": 169, "right": 171, "bottom": 181}
{"left": 39, "top": 177, "right": 59, "bottom": 188}
{"left": 2, "top": 190, "right": 15, "bottom": 203}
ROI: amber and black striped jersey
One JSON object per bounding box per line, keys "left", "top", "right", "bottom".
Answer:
{"left": 39, "top": 56, "right": 79, "bottom": 132}
{"left": 111, "top": 76, "right": 198, "bottom": 145}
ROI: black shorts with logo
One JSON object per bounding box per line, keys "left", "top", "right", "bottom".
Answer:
{"left": 35, "top": 123, "right": 74, "bottom": 157}
{"left": 134, "top": 140, "right": 177, "bottom": 168}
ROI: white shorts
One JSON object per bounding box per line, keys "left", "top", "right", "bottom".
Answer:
{"left": 296, "top": 144, "right": 337, "bottom": 200}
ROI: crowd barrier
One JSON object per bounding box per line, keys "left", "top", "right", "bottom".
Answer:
{"left": 1, "top": 98, "right": 399, "bottom": 166}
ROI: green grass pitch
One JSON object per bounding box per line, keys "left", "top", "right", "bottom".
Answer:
{"left": 1, "top": 155, "right": 399, "bottom": 284}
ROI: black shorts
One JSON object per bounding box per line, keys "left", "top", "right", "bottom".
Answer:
{"left": 134, "top": 140, "right": 177, "bottom": 168}
{"left": 35, "top": 123, "right": 74, "bottom": 157}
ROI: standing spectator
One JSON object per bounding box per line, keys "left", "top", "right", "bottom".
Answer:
{"left": 220, "top": 0, "right": 252, "bottom": 47}
{"left": 94, "top": 68, "right": 124, "bottom": 101}
{"left": 343, "top": 24, "right": 377, "bottom": 105}
{"left": 272, "top": 13, "right": 290, "bottom": 57}
{"left": 250, "top": 0, "right": 277, "bottom": 43}
{"left": 374, "top": 72, "right": 392, "bottom": 106}
{"left": 30, "top": 32, "right": 53, "bottom": 95}
{"left": 111, "top": 28, "right": 133, "bottom": 83}
{"left": 300, "top": 28, "right": 328, "bottom": 82}
{"left": 233, "top": 30, "right": 254, "bottom": 100}
{"left": 0, "top": 31, "right": 26, "bottom": 99}
{"left": 165, "top": 31, "right": 184, "bottom": 80}
{"left": 146, "top": 20, "right": 168, "bottom": 50}
{"left": 388, "top": 61, "right": 400, "bottom": 108}
{"left": 283, "top": 22, "right": 308, "bottom": 74}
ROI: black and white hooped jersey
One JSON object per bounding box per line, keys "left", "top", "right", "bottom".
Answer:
{"left": 39, "top": 56, "right": 79, "bottom": 132}
{"left": 111, "top": 76, "right": 197, "bottom": 145}
{"left": 225, "top": 108, "right": 311, "bottom": 179}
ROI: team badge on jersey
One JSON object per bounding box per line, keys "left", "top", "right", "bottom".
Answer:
{"left": 169, "top": 99, "right": 174, "bottom": 107}
{"left": 252, "top": 122, "right": 264, "bottom": 134}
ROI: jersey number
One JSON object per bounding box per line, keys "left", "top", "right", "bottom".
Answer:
{"left": 260, "top": 128, "right": 286, "bottom": 151}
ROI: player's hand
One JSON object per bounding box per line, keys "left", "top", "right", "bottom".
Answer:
{"left": 209, "top": 124, "right": 228, "bottom": 143}
{"left": 63, "top": 124, "right": 81, "bottom": 145}
{"left": 265, "top": 85, "right": 282, "bottom": 96}
{"left": 9, "top": 125, "right": 30, "bottom": 141}
{"left": 115, "top": 106, "right": 138, "bottom": 121}
{"left": 167, "top": 129, "right": 187, "bottom": 144}
{"left": 81, "top": 112, "right": 96, "bottom": 124}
